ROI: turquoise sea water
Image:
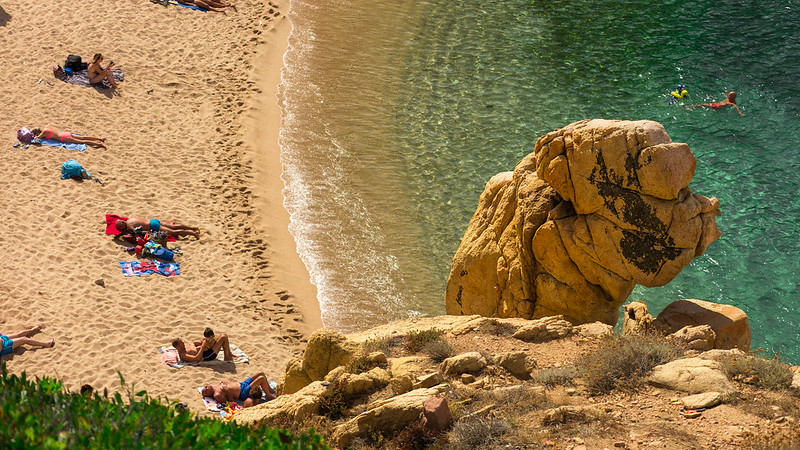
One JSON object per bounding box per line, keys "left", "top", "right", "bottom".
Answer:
{"left": 280, "top": 0, "right": 800, "bottom": 360}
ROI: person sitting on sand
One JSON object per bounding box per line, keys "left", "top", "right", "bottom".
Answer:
{"left": 1, "top": 324, "right": 55, "bottom": 356}
{"left": 172, "top": 334, "right": 234, "bottom": 362}
{"left": 201, "top": 371, "right": 276, "bottom": 407}
{"left": 193, "top": 327, "right": 233, "bottom": 362}
{"left": 87, "top": 53, "right": 120, "bottom": 89}
{"left": 688, "top": 91, "right": 744, "bottom": 116}
{"left": 177, "top": 0, "right": 233, "bottom": 12}
{"left": 115, "top": 217, "right": 200, "bottom": 239}
{"left": 28, "top": 127, "right": 107, "bottom": 148}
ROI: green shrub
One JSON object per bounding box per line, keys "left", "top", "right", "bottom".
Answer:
{"left": 0, "top": 364, "right": 327, "bottom": 449}
{"left": 719, "top": 349, "right": 793, "bottom": 391}
{"left": 405, "top": 329, "right": 444, "bottom": 354}
{"left": 317, "top": 380, "right": 350, "bottom": 421}
{"left": 577, "top": 333, "right": 683, "bottom": 394}
{"left": 422, "top": 339, "right": 454, "bottom": 363}
{"left": 532, "top": 366, "right": 579, "bottom": 387}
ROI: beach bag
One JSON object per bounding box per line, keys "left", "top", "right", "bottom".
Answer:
{"left": 65, "top": 55, "right": 83, "bottom": 72}
{"left": 17, "top": 127, "right": 35, "bottom": 143}
{"left": 53, "top": 65, "right": 67, "bottom": 81}
{"left": 60, "top": 160, "right": 90, "bottom": 180}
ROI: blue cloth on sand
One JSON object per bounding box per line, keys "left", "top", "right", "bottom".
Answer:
{"left": 239, "top": 377, "right": 253, "bottom": 401}
{"left": 1, "top": 335, "right": 13, "bottom": 355}
{"left": 61, "top": 160, "right": 91, "bottom": 179}
{"left": 149, "top": 219, "right": 161, "bottom": 232}
{"left": 32, "top": 138, "right": 86, "bottom": 151}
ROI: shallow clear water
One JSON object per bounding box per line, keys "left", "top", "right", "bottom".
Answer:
{"left": 280, "top": 0, "right": 800, "bottom": 360}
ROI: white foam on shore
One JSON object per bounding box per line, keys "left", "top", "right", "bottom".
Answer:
{"left": 278, "top": 0, "right": 425, "bottom": 332}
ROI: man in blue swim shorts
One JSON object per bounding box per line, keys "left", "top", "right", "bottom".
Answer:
{"left": 1, "top": 324, "right": 55, "bottom": 357}
{"left": 201, "top": 371, "right": 277, "bottom": 407}
{"left": 115, "top": 217, "right": 201, "bottom": 239}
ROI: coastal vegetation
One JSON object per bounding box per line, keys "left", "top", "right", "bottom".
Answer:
{"left": 249, "top": 316, "right": 800, "bottom": 449}
{"left": 0, "top": 364, "right": 326, "bottom": 449}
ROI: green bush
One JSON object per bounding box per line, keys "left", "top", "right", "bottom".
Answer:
{"left": 577, "top": 333, "right": 683, "bottom": 394}
{"left": 405, "top": 330, "right": 443, "bottom": 354}
{"left": 0, "top": 364, "right": 327, "bottom": 449}
{"left": 317, "top": 380, "right": 350, "bottom": 421}
{"left": 719, "top": 350, "right": 793, "bottom": 391}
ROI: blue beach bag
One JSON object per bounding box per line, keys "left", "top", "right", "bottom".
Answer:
{"left": 60, "top": 160, "right": 90, "bottom": 179}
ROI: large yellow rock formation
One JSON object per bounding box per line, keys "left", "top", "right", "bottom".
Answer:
{"left": 445, "top": 119, "right": 721, "bottom": 325}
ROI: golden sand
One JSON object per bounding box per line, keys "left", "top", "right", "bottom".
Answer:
{"left": 0, "top": 0, "right": 321, "bottom": 414}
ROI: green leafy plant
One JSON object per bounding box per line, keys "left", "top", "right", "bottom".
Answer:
{"left": 317, "top": 380, "right": 350, "bottom": 421}
{"left": 0, "top": 363, "right": 327, "bottom": 449}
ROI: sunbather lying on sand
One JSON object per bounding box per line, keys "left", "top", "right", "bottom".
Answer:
{"left": 28, "top": 127, "right": 107, "bottom": 148}
{"left": 177, "top": 0, "right": 233, "bottom": 12}
{"left": 115, "top": 217, "right": 200, "bottom": 239}
{"left": 1, "top": 324, "right": 55, "bottom": 356}
{"left": 201, "top": 371, "right": 276, "bottom": 407}
{"left": 172, "top": 334, "right": 234, "bottom": 362}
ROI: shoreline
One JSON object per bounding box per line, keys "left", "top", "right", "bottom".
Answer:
{"left": 247, "top": 8, "right": 323, "bottom": 334}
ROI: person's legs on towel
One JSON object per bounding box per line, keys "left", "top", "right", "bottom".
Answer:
{"left": 208, "top": 333, "right": 234, "bottom": 361}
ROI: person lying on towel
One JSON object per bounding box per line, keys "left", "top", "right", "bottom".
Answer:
{"left": 172, "top": 335, "right": 234, "bottom": 362}
{"left": 23, "top": 126, "right": 107, "bottom": 148}
{"left": 202, "top": 371, "right": 277, "bottom": 407}
{"left": 115, "top": 217, "right": 200, "bottom": 239}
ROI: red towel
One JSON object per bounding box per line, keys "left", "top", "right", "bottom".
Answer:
{"left": 105, "top": 214, "right": 177, "bottom": 241}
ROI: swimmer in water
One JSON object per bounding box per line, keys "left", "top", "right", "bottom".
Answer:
{"left": 666, "top": 84, "right": 688, "bottom": 105}
{"left": 688, "top": 91, "right": 744, "bottom": 116}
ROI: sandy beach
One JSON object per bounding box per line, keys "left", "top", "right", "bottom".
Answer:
{"left": 0, "top": 0, "right": 321, "bottom": 414}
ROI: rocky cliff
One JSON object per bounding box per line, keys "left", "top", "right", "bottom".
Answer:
{"left": 445, "top": 119, "right": 721, "bottom": 324}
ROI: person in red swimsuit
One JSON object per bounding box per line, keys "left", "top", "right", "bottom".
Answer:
{"left": 688, "top": 91, "right": 744, "bottom": 116}
{"left": 30, "top": 126, "right": 107, "bottom": 148}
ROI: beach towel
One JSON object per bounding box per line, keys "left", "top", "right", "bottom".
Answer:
{"left": 62, "top": 68, "right": 124, "bottom": 88}
{"left": 198, "top": 380, "right": 277, "bottom": 419}
{"left": 32, "top": 138, "right": 86, "bottom": 151}
{"left": 159, "top": 344, "right": 250, "bottom": 368}
{"left": 120, "top": 260, "right": 180, "bottom": 276}
{"left": 105, "top": 214, "right": 177, "bottom": 241}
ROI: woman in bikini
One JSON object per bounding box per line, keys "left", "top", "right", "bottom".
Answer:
{"left": 87, "top": 53, "right": 120, "bottom": 89}
{"left": 31, "top": 126, "right": 107, "bottom": 148}
{"left": 688, "top": 91, "right": 744, "bottom": 116}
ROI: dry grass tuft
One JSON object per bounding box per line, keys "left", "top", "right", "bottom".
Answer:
{"left": 406, "top": 329, "right": 444, "bottom": 354}
{"left": 719, "top": 349, "right": 793, "bottom": 391}
{"left": 422, "top": 339, "right": 454, "bottom": 363}
{"left": 533, "top": 366, "right": 579, "bottom": 387}
{"left": 741, "top": 423, "right": 800, "bottom": 449}
{"left": 448, "top": 416, "right": 510, "bottom": 450}
{"left": 577, "top": 332, "right": 683, "bottom": 394}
